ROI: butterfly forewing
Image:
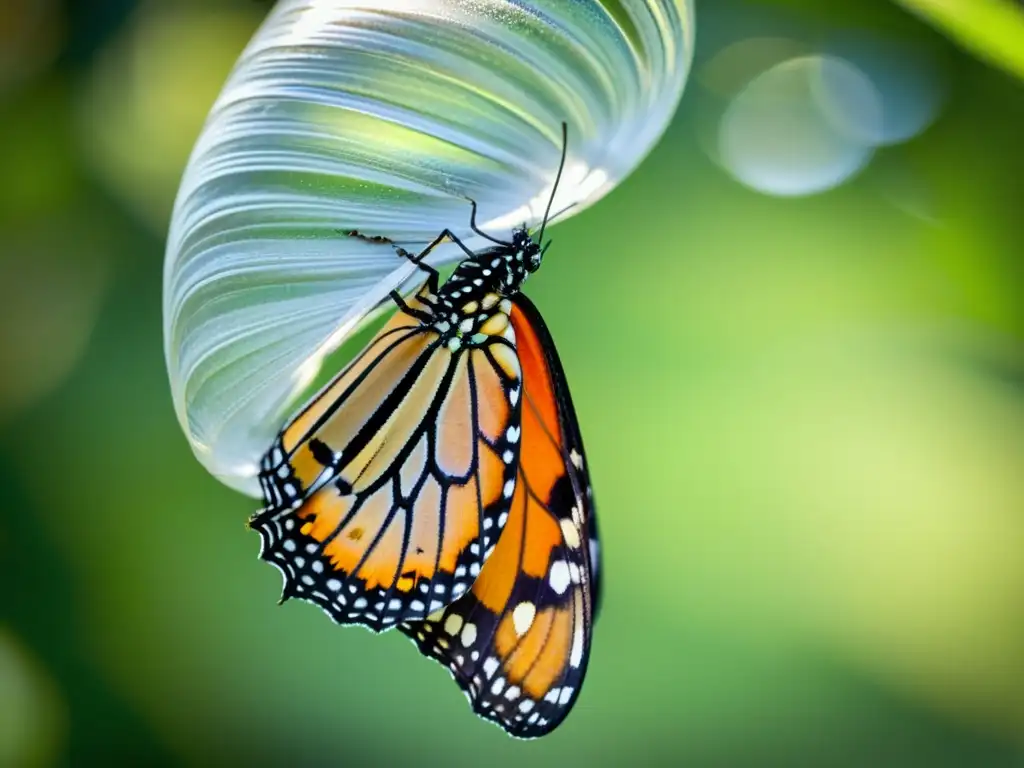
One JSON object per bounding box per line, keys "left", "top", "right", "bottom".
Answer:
{"left": 250, "top": 283, "right": 523, "bottom": 632}
{"left": 400, "top": 295, "right": 599, "bottom": 738}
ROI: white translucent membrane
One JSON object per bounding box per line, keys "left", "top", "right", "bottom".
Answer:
{"left": 164, "top": 0, "right": 694, "bottom": 495}
{"left": 719, "top": 55, "right": 881, "bottom": 197}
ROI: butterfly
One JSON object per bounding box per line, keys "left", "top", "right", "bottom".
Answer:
{"left": 249, "top": 123, "right": 600, "bottom": 737}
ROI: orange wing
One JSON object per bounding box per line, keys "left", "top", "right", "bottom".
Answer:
{"left": 250, "top": 284, "right": 523, "bottom": 632}
{"left": 400, "top": 295, "right": 600, "bottom": 738}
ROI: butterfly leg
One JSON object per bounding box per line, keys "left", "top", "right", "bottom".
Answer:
{"left": 397, "top": 226, "right": 485, "bottom": 283}
{"left": 342, "top": 229, "right": 394, "bottom": 245}
{"left": 342, "top": 229, "right": 439, "bottom": 319}
{"left": 387, "top": 227, "right": 482, "bottom": 319}
{"left": 388, "top": 288, "right": 435, "bottom": 324}
{"left": 387, "top": 239, "right": 446, "bottom": 322}
{"left": 466, "top": 199, "right": 512, "bottom": 246}
{"left": 394, "top": 244, "right": 441, "bottom": 287}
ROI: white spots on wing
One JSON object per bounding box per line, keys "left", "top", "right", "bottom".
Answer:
{"left": 435, "top": 583, "right": 446, "bottom": 594}
{"left": 461, "top": 622, "right": 477, "bottom": 647}
{"left": 471, "top": 650, "right": 480, "bottom": 661}
{"left": 447, "top": 337, "right": 462, "bottom": 351}
{"left": 527, "top": 712, "right": 540, "bottom": 725}
{"left": 282, "top": 539, "right": 296, "bottom": 552}
{"left": 558, "top": 687, "right": 574, "bottom": 705}
{"left": 544, "top": 687, "right": 561, "bottom": 704}
{"left": 509, "top": 387, "right": 520, "bottom": 406}
{"left": 411, "top": 599, "right": 425, "bottom": 612}
{"left": 502, "top": 479, "right": 515, "bottom": 498}
{"left": 502, "top": 450, "right": 514, "bottom": 464}
{"left": 490, "top": 677, "right": 505, "bottom": 695}
{"left": 326, "top": 579, "right": 342, "bottom": 592}
{"left": 512, "top": 601, "right": 535, "bottom": 636}
{"left": 354, "top": 597, "right": 368, "bottom": 609}
{"left": 453, "top": 582, "right": 467, "bottom": 597}
{"left": 560, "top": 519, "right": 581, "bottom": 549}
{"left": 294, "top": 556, "right": 305, "bottom": 568}
{"left": 570, "top": 449, "right": 583, "bottom": 469}
{"left": 301, "top": 575, "right": 314, "bottom": 586}
{"left": 388, "top": 598, "right": 402, "bottom": 611}
{"left": 429, "top": 600, "right": 444, "bottom": 612}
{"left": 570, "top": 624, "right": 584, "bottom": 668}
{"left": 568, "top": 562, "right": 582, "bottom": 586}
{"left": 419, "top": 582, "right": 429, "bottom": 594}
{"left": 506, "top": 426, "right": 520, "bottom": 443}
{"left": 458, "top": 317, "right": 474, "bottom": 334}
{"left": 571, "top": 504, "right": 583, "bottom": 526}
{"left": 482, "top": 657, "right": 499, "bottom": 678}
{"left": 549, "top": 560, "right": 570, "bottom": 594}
{"left": 455, "top": 564, "right": 467, "bottom": 576}
{"left": 519, "top": 699, "right": 534, "bottom": 713}
{"left": 444, "top": 613, "right": 463, "bottom": 636}
{"left": 469, "top": 562, "right": 480, "bottom": 577}
{"left": 312, "top": 560, "right": 324, "bottom": 573}
{"left": 504, "top": 685, "right": 520, "bottom": 701}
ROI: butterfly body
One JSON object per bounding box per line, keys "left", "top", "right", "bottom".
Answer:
{"left": 250, "top": 123, "right": 600, "bottom": 737}
{"left": 402, "top": 227, "right": 542, "bottom": 350}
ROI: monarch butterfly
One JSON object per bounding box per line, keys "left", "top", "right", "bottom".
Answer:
{"left": 249, "top": 123, "right": 599, "bottom": 737}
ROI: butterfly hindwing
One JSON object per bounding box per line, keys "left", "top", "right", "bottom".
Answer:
{"left": 400, "top": 294, "right": 599, "bottom": 738}
{"left": 250, "top": 283, "right": 523, "bottom": 632}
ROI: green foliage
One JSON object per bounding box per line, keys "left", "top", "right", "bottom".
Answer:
{"left": 895, "top": 0, "right": 1024, "bottom": 80}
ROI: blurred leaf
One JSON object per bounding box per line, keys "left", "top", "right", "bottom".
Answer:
{"left": 0, "top": 629, "right": 65, "bottom": 767}
{"left": 894, "top": 0, "right": 1024, "bottom": 80}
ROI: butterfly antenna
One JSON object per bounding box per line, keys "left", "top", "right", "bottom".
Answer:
{"left": 547, "top": 200, "right": 578, "bottom": 222}
{"left": 537, "top": 121, "right": 568, "bottom": 245}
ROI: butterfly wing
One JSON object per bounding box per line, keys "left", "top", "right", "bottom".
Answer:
{"left": 250, "top": 284, "right": 523, "bottom": 632}
{"left": 401, "top": 294, "right": 599, "bottom": 738}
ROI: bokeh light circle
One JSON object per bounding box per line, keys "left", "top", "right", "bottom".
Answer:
{"left": 718, "top": 55, "right": 882, "bottom": 197}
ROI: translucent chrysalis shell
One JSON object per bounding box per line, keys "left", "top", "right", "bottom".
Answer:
{"left": 164, "top": 0, "right": 694, "bottom": 495}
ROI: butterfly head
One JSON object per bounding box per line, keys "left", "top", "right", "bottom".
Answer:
{"left": 514, "top": 227, "right": 544, "bottom": 274}
{"left": 484, "top": 227, "right": 543, "bottom": 295}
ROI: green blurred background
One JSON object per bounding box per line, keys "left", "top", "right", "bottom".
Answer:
{"left": 3, "top": 0, "right": 1024, "bottom": 765}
